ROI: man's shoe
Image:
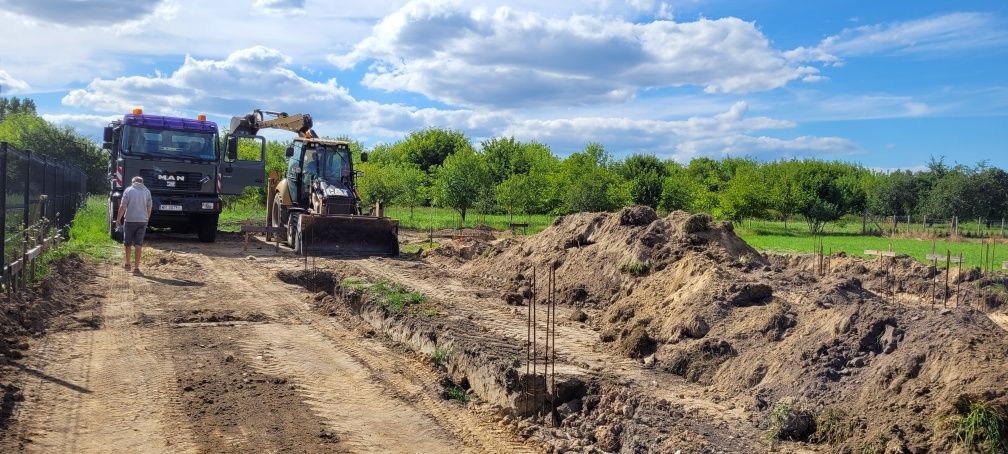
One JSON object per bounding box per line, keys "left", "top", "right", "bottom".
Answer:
{"left": 124, "top": 263, "right": 131, "bottom": 271}
{"left": 132, "top": 268, "right": 143, "bottom": 276}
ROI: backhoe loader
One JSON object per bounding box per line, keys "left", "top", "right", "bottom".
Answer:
{"left": 229, "top": 109, "right": 399, "bottom": 256}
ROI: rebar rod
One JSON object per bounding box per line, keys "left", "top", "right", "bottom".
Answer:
{"left": 531, "top": 265, "right": 537, "bottom": 412}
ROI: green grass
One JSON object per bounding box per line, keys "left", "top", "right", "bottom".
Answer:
{"left": 218, "top": 194, "right": 266, "bottom": 232}
{"left": 385, "top": 205, "right": 554, "bottom": 233}
{"left": 737, "top": 222, "right": 1007, "bottom": 270}
{"left": 431, "top": 347, "right": 451, "bottom": 367}
{"left": 34, "top": 196, "right": 117, "bottom": 279}
{"left": 619, "top": 260, "right": 651, "bottom": 276}
{"left": 445, "top": 384, "right": 469, "bottom": 404}
{"left": 764, "top": 399, "right": 797, "bottom": 444}
{"left": 343, "top": 277, "right": 430, "bottom": 314}
{"left": 952, "top": 400, "right": 1007, "bottom": 454}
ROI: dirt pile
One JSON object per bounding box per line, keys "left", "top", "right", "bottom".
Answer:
{"left": 457, "top": 206, "right": 1008, "bottom": 451}
{"left": 462, "top": 206, "right": 762, "bottom": 309}
{"left": 0, "top": 254, "right": 98, "bottom": 359}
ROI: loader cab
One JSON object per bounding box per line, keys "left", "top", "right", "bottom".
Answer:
{"left": 286, "top": 139, "right": 356, "bottom": 210}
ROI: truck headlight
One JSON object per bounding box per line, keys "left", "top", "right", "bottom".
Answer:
{"left": 324, "top": 186, "right": 348, "bottom": 197}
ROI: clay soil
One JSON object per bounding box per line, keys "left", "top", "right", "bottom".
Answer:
{"left": 2, "top": 207, "right": 1007, "bottom": 453}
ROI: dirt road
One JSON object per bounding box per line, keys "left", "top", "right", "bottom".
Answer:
{"left": 2, "top": 236, "right": 531, "bottom": 453}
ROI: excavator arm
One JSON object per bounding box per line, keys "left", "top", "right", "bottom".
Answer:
{"left": 229, "top": 109, "right": 318, "bottom": 138}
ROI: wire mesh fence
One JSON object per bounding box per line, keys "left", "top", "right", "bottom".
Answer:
{"left": 1, "top": 141, "right": 87, "bottom": 289}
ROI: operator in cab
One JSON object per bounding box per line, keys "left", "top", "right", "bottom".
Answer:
{"left": 115, "top": 176, "right": 153, "bottom": 275}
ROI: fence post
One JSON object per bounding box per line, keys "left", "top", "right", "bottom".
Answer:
{"left": 22, "top": 150, "right": 31, "bottom": 287}
{"left": 0, "top": 142, "right": 7, "bottom": 287}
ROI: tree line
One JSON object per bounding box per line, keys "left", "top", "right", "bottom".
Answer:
{"left": 0, "top": 98, "right": 106, "bottom": 192}
{"left": 347, "top": 128, "right": 1008, "bottom": 233}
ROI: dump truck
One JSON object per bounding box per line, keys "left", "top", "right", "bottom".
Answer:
{"left": 229, "top": 110, "right": 399, "bottom": 256}
{"left": 104, "top": 109, "right": 266, "bottom": 242}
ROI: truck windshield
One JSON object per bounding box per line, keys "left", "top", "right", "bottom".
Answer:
{"left": 123, "top": 126, "right": 217, "bottom": 161}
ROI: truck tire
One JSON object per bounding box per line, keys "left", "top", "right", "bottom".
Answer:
{"left": 198, "top": 214, "right": 218, "bottom": 243}
{"left": 109, "top": 198, "right": 123, "bottom": 243}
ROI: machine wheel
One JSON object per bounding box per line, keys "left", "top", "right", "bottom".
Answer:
{"left": 109, "top": 198, "right": 123, "bottom": 243}
{"left": 271, "top": 194, "right": 287, "bottom": 229}
{"left": 287, "top": 212, "right": 300, "bottom": 251}
{"left": 197, "top": 214, "right": 218, "bottom": 243}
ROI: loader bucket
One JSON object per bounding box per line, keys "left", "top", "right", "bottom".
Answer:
{"left": 295, "top": 214, "right": 400, "bottom": 257}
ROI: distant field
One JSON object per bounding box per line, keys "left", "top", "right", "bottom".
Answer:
{"left": 384, "top": 206, "right": 554, "bottom": 233}
{"left": 736, "top": 222, "right": 1006, "bottom": 270}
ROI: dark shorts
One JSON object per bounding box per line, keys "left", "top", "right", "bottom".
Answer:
{"left": 124, "top": 222, "right": 147, "bottom": 246}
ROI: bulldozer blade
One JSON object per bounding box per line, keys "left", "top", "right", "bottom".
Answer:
{"left": 296, "top": 214, "right": 399, "bottom": 257}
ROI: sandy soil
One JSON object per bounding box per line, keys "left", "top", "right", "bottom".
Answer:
{"left": 0, "top": 236, "right": 532, "bottom": 453}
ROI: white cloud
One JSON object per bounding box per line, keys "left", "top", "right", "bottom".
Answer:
{"left": 254, "top": 0, "right": 306, "bottom": 15}
{"left": 60, "top": 46, "right": 856, "bottom": 159}
{"left": 0, "top": 0, "right": 166, "bottom": 26}
{"left": 0, "top": 69, "right": 30, "bottom": 93}
{"left": 808, "top": 12, "right": 1008, "bottom": 59}
{"left": 62, "top": 46, "right": 355, "bottom": 117}
{"left": 330, "top": 1, "right": 822, "bottom": 107}
{"left": 41, "top": 113, "right": 120, "bottom": 134}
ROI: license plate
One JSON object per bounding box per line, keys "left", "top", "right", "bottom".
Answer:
{"left": 202, "top": 202, "right": 215, "bottom": 210}
{"left": 159, "top": 204, "right": 182, "bottom": 211}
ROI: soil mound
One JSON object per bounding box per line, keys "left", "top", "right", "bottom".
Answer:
{"left": 461, "top": 208, "right": 1008, "bottom": 451}
{"left": 464, "top": 206, "right": 762, "bottom": 309}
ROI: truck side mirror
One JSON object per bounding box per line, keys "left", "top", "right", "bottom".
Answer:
{"left": 102, "top": 127, "right": 113, "bottom": 150}
{"left": 285, "top": 146, "right": 294, "bottom": 158}
{"left": 360, "top": 152, "right": 368, "bottom": 163}
{"left": 225, "top": 136, "right": 238, "bottom": 161}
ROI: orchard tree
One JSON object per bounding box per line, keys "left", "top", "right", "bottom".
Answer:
{"left": 618, "top": 154, "right": 666, "bottom": 209}
{"left": 395, "top": 128, "right": 472, "bottom": 172}
{"left": 432, "top": 148, "right": 489, "bottom": 223}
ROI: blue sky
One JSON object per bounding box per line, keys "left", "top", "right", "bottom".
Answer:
{"left": 0, "top": 0, "right": 1005, "bottom": 169}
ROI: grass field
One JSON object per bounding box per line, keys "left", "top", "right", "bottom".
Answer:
{"left": 385, "top": 206, "right": 554, "bottom": 233}
{"left": 736, "top": 222, "right": 1007, "bottom": 270}
{"left": 35, "top": 195, "right": 118, "bottom": 279}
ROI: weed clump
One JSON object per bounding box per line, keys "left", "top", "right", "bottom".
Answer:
{"left": 620, "top": 260, "right": 651, "bottom": 277}
{"left": 764, "top": 399, "right": 814, "bottom": 444}
{"left": 811, "top": 407, "right": 852, "bottom": 445}
{"left": 431, "top": 347, "right": 451, "bottom": 368}
{"left": 950, "top": 398, "right": 1007, "bottom": 454}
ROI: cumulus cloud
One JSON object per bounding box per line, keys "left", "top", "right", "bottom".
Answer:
{"left": 0, "top": 0, "right": 166, "bottom": 26}
{"left": 61, "top": 46, "right": 858, "bottom": 159}
{"left": 330, "top": 1, "right": 821, "bottom": 107}
{"left": 0, "top": 69, "right": 30, "bottom": 93}
{"left": 63, "top": 46, "right": 355, "bottom": 117}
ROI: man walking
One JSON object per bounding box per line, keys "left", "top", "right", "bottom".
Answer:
{"left": 115, "top": 176, "right": 152, "bottom": 275}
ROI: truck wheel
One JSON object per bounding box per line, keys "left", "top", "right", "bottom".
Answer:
{"left": 198, "top": 214, "right": 218, "bottom": 243}
{"left": 109, "top": 198, "right": 123, "bottom": 243}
